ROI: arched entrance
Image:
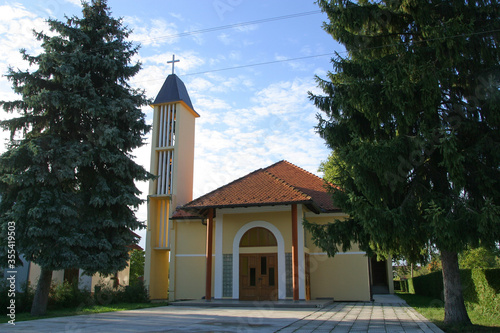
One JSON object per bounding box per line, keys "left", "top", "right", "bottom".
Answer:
{"left": 232, "top": 221, "right": 286, "bottom": 300}
{"left": 239, "top": 227, "right": 278, "bottom": 301}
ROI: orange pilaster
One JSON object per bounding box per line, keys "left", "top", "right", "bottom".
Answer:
{"left": 291, "top": 204, "right": 299, "bottom": 301}
{"left": 205, "top": 208, "right": 214, "bottom": 301}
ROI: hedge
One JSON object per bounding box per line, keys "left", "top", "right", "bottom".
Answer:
{"left": 408, "top": 268, "right": 500, "bottom": 317}
{"left": 394, "top": 279, "right": 414, "bottom": 293}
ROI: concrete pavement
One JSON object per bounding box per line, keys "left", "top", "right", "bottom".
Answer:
{"left": 0, "top": 295, "right": 443, "bottom": 332}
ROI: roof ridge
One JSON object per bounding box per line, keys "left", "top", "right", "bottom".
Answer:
{"left": 265, "top": 160, "right": 325, "bottom": 183}
{"left": 283, "top": 160, "right": 325, "bottom": 182}
{"left": 262, "top": 170, "right": 311, "bottom": 200}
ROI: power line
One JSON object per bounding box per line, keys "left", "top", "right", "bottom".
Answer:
{"left": 139, "top": 28, "right": 499, "bottom": 81}
{"left": 183, "top": 53, "right": 335, "bottom": 76}
{"left": 130, "top": 10, "right": 322, "bottom": 45}
{"left": 17, "top": 10, "right": 323, "bottom": 59}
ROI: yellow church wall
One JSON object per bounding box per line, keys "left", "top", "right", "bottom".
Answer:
{"left": 175, "top": 220, "right": 207, "bottom": 254}
{"left": 309, "top": 253, "right": 370, "bottom": 301}
{"left": 306, "top": 215, "right": 370, "bottom": 301}
{"left": 174, "top": 257, "right": 213, "bottom": 300}
{"left": 172, "top": 219, "right": 214, "bottom": 300}
{"left": 305, "top": 214, "right": 363, "bottom": 254}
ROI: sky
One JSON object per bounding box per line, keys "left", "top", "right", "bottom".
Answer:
{"left": 0, "top": 0, "right": 345, "bottom": 248}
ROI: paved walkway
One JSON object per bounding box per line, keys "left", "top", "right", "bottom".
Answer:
{"left": 1, "top": 295, "right": 443, "bottom": 332}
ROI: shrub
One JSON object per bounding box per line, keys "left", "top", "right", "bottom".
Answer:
{"left": 93, "top": 283, "right": 116, "bottom": 306}
{"left": 94, "top": 280, "right": 149, "bottom": 305}
{"left": 409, "top": 268, "right": 500, "bottom": 316}
{"left": 410, "top": 270, "right": 443, "bottom": 299}
{"left": 48, "top": 280, "right": 92, "bottom": 310}
{"left": 119, "top": 280, "right": 149, "bottom": 303}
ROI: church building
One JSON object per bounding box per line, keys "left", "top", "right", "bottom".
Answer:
{"left": 144, "top": 63, "right": 393, "bottom": 302}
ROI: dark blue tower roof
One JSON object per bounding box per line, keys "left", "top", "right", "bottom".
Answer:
{"left": 152, "top": 74, "right": 195, "bottom": 111}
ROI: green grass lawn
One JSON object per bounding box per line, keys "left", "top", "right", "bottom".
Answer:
{"left": 0, "top": 302, "right": 169, "bottom": 324}
{"left": 397, "top": 292, "right": 500, "bottom": 332}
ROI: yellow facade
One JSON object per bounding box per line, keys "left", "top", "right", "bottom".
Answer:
{"left": 168, "top": 206, "right": 386, "bottom": 302}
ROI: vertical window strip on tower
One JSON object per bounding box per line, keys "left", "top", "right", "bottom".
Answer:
{"left": 156, "top": 104, "right": 176, "bottom": 195}
{"left": 170, "top": 104, "right": 176, "bottom": 146}
{"left": 164, "top": 104, "right": 170, "bottom": 147}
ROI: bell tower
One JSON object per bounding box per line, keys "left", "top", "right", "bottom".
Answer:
{"left": 144, "top": 56, "right": 199, "bottom": 299}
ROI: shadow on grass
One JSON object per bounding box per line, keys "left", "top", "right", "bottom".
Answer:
{"left": 396, "top": 292, "right": 500, "bottom": 333}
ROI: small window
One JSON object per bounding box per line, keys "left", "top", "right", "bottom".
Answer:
{"left": 269, "top": 268, "right": 275, "bottom": 286}
{"left": 250, "top": 268, "right": 256, "bottom": 286}
{"left": 261, "top": 256, "right": 267, "bottom": 275}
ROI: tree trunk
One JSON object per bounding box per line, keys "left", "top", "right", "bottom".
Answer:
{"left": 31, "top": 268, "right": 52, "bottom": 316}
{"left": 441, "top": 249, "right": 471, "bottom": 325}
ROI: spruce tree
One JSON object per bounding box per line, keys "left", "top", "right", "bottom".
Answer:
{"left": 307, "top": 0, "right": 499, "bottom": 325}
{"left": 0, "top": 0, "right": 151, "bottom": 315}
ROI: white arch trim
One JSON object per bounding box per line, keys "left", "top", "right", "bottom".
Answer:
{"left": 232, "top": 221, "right": 286, "bottom": 300}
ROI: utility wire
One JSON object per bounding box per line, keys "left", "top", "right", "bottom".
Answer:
{"left": 137, "top": 28, "right": 499, "bottom": 82}
{"left": 131, "top": 10, "right": 322, "bottom": 45}
{"left": 184, "top": 53, "right": 335, "bottom": 76}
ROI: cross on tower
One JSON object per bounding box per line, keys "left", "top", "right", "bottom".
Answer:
{"left": 167, "top": 54, "right": 180, "bottom": 75}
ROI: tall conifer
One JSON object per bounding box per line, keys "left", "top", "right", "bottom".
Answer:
{"left": 0, "top": 0, "right": 151, "bottom": 315}
{"left": 307, "top": 0, "right": 499, "bottom": 324}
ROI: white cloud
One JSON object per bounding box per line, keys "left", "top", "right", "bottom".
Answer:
{"left": 125, "top": 17, "right": 179, "bottom": 47}
{"left": 169, "top": 12, "right": 184, "bottom": 22}
{"left": 0, "top": 4, "right": 49, "bottom": 146}
{"left": 195, "top": 97, "right": 230, "bottom": 112}
{"left": 189, "top": 76, "right": 329, "bottom": 198}
{"left": 187, "top": 77, "right": 214, "bottom": 93}
{"left": 0, "top": 5, "right": 47, "bottom": 76}
{"left": 62, "top": 0, "right": 82, "bottom": 6}
{"left": 0, "top": 4, "right": 36, "bottom": 20}
{"left": 217, "top": 32, "right": 232, "bottom": 45}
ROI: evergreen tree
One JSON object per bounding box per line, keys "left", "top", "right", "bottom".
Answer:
{"left": 306, "top": 0, "right": 499, "bottom": 325}
{"left": 0, "top": 0, "right": 151, "bottom": 316}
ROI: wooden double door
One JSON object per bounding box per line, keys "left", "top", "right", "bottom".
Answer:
{"left": 239, "top": 253, "right": 278, "bottom": 301}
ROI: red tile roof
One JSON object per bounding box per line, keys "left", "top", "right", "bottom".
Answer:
{"left": 171, "top": 208, "right": 203, "bottom": 220}
{"left": 264, "top": 160, "right": 338, "bottom": 212}
{"left": 176, "top": 160, "right": 338, "bottom": 216}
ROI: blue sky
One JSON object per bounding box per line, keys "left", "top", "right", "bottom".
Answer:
{"left": 0, "top": 0, "right": 344, "bottom": 247}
